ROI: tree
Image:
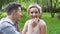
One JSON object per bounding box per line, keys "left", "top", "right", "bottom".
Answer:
{"left": 50, "top": 0, "right": 60, "bottom": 18}
{"left": 0, "top": 0, "right": 18, "bottom": 10}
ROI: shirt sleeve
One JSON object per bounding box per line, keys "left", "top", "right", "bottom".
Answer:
{"left": 1, "top": 26, "right": 21, "bottom": 34}
{"left": 0, "top": 21, "right": 21, "bottom": 34}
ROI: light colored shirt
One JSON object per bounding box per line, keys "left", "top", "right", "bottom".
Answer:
{"left": 0, "top": 16, "right": 21, "bottom": 34}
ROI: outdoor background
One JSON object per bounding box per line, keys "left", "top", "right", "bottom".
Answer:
{"left": 0, "top": 0, "right": 60, "bottom": 34}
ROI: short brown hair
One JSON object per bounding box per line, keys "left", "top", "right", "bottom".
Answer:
{"left": 5, "top": 2, "right": 21, "bottom": 15}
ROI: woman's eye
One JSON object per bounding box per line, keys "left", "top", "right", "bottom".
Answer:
{"left": 35, "top": 12, "right": 37, "bottom": 13}
{"left": 31, "top": 12, "right": 33, "bottom": 14}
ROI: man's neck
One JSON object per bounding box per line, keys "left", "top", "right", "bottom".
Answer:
{"left": 8, "top": 16, "right": 17, "bottom": 24}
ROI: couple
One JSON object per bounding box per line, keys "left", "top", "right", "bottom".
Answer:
{"left": 0, "top": 2, "right": 47, "bottom": 34}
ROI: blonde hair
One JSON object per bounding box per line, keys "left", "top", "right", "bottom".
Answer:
{"left": 27, "top": 4, "right": 42, "bottom": 15}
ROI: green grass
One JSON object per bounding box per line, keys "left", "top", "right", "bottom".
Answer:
{"left": 42, "top": 13, "right": 60, "bottom": 34}
{"left": 18, "top": 12, "right": 60, "bottom": 34}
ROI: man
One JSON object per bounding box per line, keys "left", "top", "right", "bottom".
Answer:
{"left": 0, "top": 2, "right": 22, "bottom": 34}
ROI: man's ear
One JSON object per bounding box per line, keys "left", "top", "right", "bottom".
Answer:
{"left": 11, "top": 10, "right": 16, "bottom": 16}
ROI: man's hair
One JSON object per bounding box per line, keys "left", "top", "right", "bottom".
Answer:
{"left": 5, "top": 2, "right": 21, "bottom": 15}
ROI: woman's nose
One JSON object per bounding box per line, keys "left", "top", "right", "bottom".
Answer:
{"left": 33, "top": 13, "right": 36, "bottom": 16}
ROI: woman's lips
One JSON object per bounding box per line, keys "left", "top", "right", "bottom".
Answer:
{"left": 32, "top": 16, "right": 37, "bottom": 18}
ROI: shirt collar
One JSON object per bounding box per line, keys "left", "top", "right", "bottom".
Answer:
{"left": 5, "top": 16, "right": 15, "bottom": 25}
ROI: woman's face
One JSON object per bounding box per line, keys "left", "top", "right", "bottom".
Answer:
{"left": 29, "top": 7, "right": 40, "bottom": 19}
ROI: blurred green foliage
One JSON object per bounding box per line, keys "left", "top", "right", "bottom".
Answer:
{"left": 0, "top": 12, "right": 7, "bottom": 19}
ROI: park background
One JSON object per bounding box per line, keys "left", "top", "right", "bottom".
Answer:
{"left": 0, "top": 0, "right": 60, "bottom": 34}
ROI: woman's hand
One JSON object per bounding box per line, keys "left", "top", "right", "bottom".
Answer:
{"left": 30, "top": 18, "right": 39, "bottom": 28}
